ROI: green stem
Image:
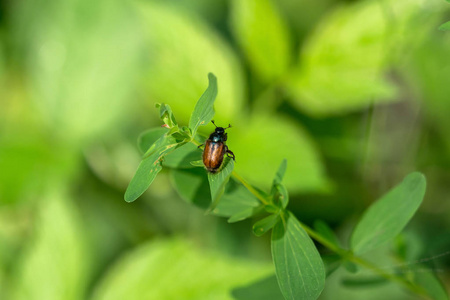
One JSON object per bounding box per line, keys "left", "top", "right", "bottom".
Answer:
{"left": 231, "top": 170, "right": 269, "bottom": 206}
{"left": 227, "top": 168, "right": 429, "bottom": 299}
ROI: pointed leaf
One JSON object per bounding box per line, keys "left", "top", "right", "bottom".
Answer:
{"left": 213, "top": 179, "right": 260, "bottom": 217}
{"left": 188, "top": 73, "right": 218, "bottom": 136}
{"left": 125, "top": 135, "right": 185, "bottom": 202}
{"left": 155, "top": 103, "right": 177, "bottom": 127}
{"left": 351, "top": 172, "right": 426, "bottom": 254}
{"left": 253, "top": 214, "right": 280, "bottom": 237}
{"left": 137, "top": 127, "right": 169, "bottom": 154}
{"left": 271, "top": 212, "right": 325, "bottom": 300}
{"left": 206, "top": 157, "right": 234, "bottom": 213}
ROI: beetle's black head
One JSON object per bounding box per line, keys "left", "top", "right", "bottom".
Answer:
{"left": 214, "top": 127, "right": 225, "bottom": 135}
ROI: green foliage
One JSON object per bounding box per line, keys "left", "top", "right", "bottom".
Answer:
{"left": 351, "top": 172, "right": 426, "bottom": 255}
{"left": 438, "top": 21, "right": 450, "bottom": 31}
{"left": 189, "top": 73, "right": 218, "bottom": 136}
{"left": 230, "top": 0, "right": 291, "bottom": 82}
{"left": 123, "top": 74, "right": 445, "bottom": 300}
{"left": 91, "top": 239, "right": 273, "bottom": 300}
{"left": 272, "top": 212, "right": 326, "bottom": 300}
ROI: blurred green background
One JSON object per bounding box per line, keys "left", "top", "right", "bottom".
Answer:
{"left": 1, "top": 0, "right": 449, "bottom": 299}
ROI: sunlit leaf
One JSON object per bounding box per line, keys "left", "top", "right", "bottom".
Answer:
{"left": 272, "top": 212, "right": 325, "bottom": 300}
{"left": 14, "top": 0, "right": 141, "bottom": 145}
{"left": 231, "top": 114, "right": 328, "bottom": 193}
{"left": 91, "top": 239, "right": 273, "bottom": 300}
{"left": 189, "top": 73, "right": 218, "bottom": 136}
{"left": 230, "top": 0, "right": 291, "bottom": 81}
{"left": 285, "top": 0, "right": 415, "bottom": 116}
{"left": 125, "top": 134, "right": 186, "bottom": 202}
{"left": 253, "top": 214, "right": 279, "bottom": 237}
{"left": 10, "top": 187, "right": 89, "bottom": 300}
{"left": 351, "top": 172, "right": 426, "bottom": 255}
{"left": 136, "top": 1, "right": 244, "bottom": 126}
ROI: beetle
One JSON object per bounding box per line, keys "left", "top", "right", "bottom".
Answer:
{"left": 200, "top": 120, "right": 235, "bottom": 173}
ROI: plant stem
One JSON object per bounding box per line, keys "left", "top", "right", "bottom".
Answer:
{"left": 228, "top": 168, "right": 429, "bottom": 299}
{"left": 231, "top": 171, "right": 269, "bottom": 206}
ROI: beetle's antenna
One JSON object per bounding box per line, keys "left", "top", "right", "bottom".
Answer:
{"left": 211, "top": 120, "right": 218, "bottom": 128}
{"left": 225, "top": 124, "right": 232, "bottom": 129}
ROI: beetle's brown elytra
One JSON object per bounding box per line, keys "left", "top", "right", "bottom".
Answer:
{"left": 201, "top": 120, "right": 235, "bottom": 173}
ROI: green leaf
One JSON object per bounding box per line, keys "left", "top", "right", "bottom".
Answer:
{"left": 188, "top": 73, "right": 218, "bottom": 136}
{"left": 273, "top": 183, "right": 289, "bottom": 209}
{"left": 231, "top": 114, "right": 328, "bottom": 193}
{"left": 253, "top": 214, "right": 280, "bottom": 237}
{"left": 273, "top": 159, "right": 287, "bottom": 185}
{"left": 230, "top": 0, "right": 291, "bottom": 82}
{"left": 227, "top": 206, "right": 263, "bottom": 223}
{"left": 413, "top": 266, "right": 449, "bottom": 300}
{"left": 137, "top": 127, "right": 169, "bottom": 154}
{"left": 17, "top": 0, "right": 142, "bottom": 145}
{"left": 285, "top": 0, "right": 399, "bottom": 116}
{"left": 341, "top": 276, "right": 388, "bottom": 288}
{"left": 125, "top": 134, "right": 185, "bottom": 202}
{"left": 163, "top": 143, "right": 202, "bottom": 169}
{"left": 351, "top": 172, "right": 426, "bottom": 255}
{"left": 213, "top": 179, "right": 261, "bottom": 218}
{"left": 136, "top": 1, "right": 244, "bottom": 125}
{"left": 190, "top": 160, "right": 204, "bottom": 167}
{"left": 438, "top": 21, "right": 450, "bottom": 31}
{"left": 10, "top": 188, "right": 89, "bottom": 300}
{"left": 313, "top": 220, "right": 341, "bottom": 248}
{"left": 91, "top": 239, "right": 273, "bottom": 300}
{"left": 206, "top": 157, "right": 234, "bottom": 213}
{"left": 271, "top": 212, "right": 325, "bottom": 300}
{"left": 155, "top": 103, "right": 177, "bottom": 127}
{"left": 232, "top": 275, "right": 285, "bottom": 300}
{"left": 170, "top": 168, "right": 210, "bottom": 209}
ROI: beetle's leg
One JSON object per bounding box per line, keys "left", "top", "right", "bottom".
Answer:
{"left": 226, "top": 148, "right": 236, "bottom": 161}
{"left": 197, "top": 144, "right": 204, "bottom": 149}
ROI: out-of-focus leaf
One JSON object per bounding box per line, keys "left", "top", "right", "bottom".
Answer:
{"left": 12, "top": 0, "right": 142, "bottom": 145}
{"left": 341, "top": 276, "right": 388, "bottom": 288}
{"left": 286, "top": 0, "right": 422, "bottom": 116}
{"left": 231, "top": 114, "right": 328, "bottom": 193}
{"left": 136, "top": 1, "right": 244, "bottom": 126}
{"left": 91, "top": 239, "right": 273, "bottom": 300}
{"left": 189, "top": 73, "right": 217, "bottom": 136}
{"left": 206, "top": 158, "right": 234, "bottom": 213}
{"left": 272, "top": 212, "right": 325, "bottom": 300}
{"left": 253, "top": 214, "right": 279, "bottom": 237}
{"left": 170, "top": 168, "right": 211, "bottom": 209}
{"left": 313, "top": 219, "right": 341, "bottom": 248}
{"left": 227, "top": 206, "right": 263, "bottom": 223}
{"left": 413, "top": 266, "right": 449, "bottom": 300}
{"left": 137, "top": 127, "right": 169, "bottom": 154}
{"left": 232, "top": 275, "right": 284, "bottom": 300}
{"left": 438, "top": 21, "right": 450, "bottom": 31}
{"left": 11, "top": 187, "right": 89, "bottom": 300}
{"left": 213, "top": 179, "right": 261, "bottom": 217}
{"left": 351, "top": 172, "right": 426, "bottom": 255}
{"left": 125, "top": 135, "right": 186, "bottom": 202}
{"left": 230, "top": 0, "right": 291, "bottom": 82}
